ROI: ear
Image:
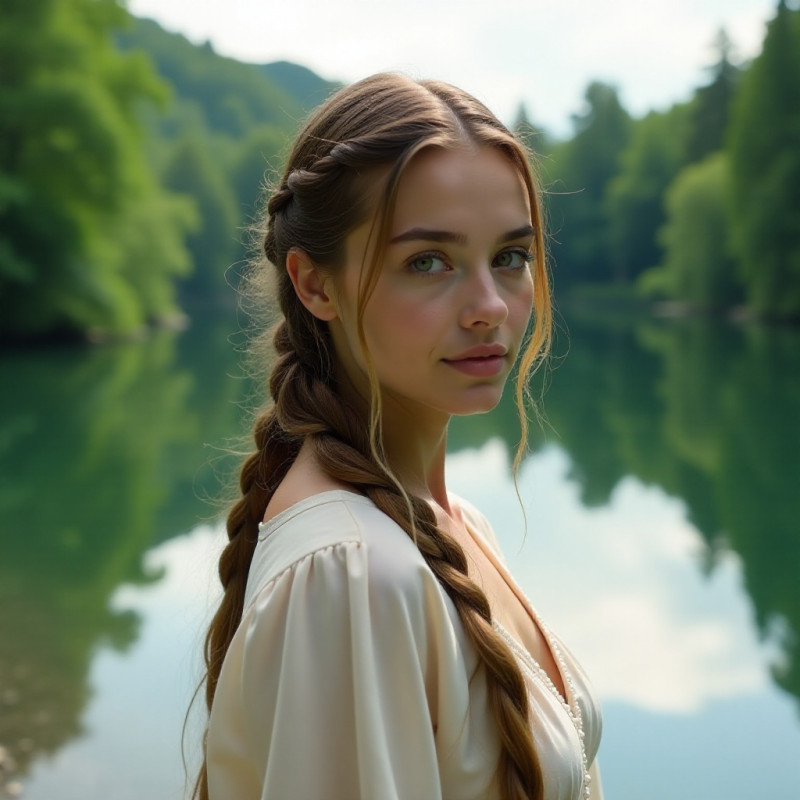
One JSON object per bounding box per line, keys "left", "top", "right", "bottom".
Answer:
{"left": 286, "top": 247, "right": 338, "bottom": 321}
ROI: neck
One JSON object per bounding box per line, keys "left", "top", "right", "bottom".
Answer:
{"left": 378, "top": 393, "right": 454, "bottom": 514}
{"left": 333, "top": 361, "right": 455, "bottom": 515}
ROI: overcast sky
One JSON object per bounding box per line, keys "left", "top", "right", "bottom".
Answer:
{"left": 127, "top": 0, "right": 778, "bottom": 137}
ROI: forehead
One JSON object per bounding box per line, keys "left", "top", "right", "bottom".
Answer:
{"left": 340, "top": 145, "right": 532, "bottom": 270}
{"left": 390, "top": 145, "right": 531, "bottom": 234}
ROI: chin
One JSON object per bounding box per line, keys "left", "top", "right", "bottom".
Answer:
{"left": 448, "top": 391, "right": 505, "bottom": 417}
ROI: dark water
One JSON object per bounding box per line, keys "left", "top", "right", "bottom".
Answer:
{"left": 1, "top": 309, "right": 798, "bottom": 799}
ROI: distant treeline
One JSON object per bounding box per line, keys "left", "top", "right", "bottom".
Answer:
{"left": 1, "top": 0, "right": 799, "bottom": 341}
{"left": 534, "top": 3, "right": 800, "bottom": 323}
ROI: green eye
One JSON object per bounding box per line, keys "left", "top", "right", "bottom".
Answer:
{"left": 409, "top": 254, "right": 447, "bottom": 274}
{"left": 494, "top": 249, "right": 531, "bottom": 269}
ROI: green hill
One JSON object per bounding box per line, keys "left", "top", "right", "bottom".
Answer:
{"left": 257, "top": 60, "right": 342, "bottom": 111}
{"left": 110, "top": 16, "right": 345, "bottom": 304}
{"left": 116, "top": 17, "right": 339, "bottom": 138}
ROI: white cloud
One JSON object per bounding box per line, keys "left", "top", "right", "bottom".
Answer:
{"left": 127, "top": 0, "right": 775, "bottom": 136}
{"left": 111, "top": 522, "right": 224, "bottom": 628}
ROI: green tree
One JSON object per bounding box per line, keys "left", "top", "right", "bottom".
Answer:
{"left": 640, "top": 153, "right": 741, "bottom": 310}
{"left": 547, "top": 83, "right": 631, "bottom": 287}
{"left": 685, "top": 28, "right": 740, "bottom": 164}
{"left": 115, "top": 19, "right": 309, "bottom": 138}
{"left": 512, "top": 103, "right": 552, "bottom": 156}
{"left": 163, "top": 135, "right": 238, "bottom": 300}
{"left": 606, "top": 104, "right": 690, "bottom": 282}
{"left": 230, "top": 124, "right": 289, "bottom": 230}
{"left": 0, "top": 0, "right": 193, "bottom": 339}
{"left": 727, "top": 0, "right": 800, "bottom": 319}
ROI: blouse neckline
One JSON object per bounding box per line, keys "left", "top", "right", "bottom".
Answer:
{"left": 459, "top": 512, "right": 572, "bottom": 706}
{"left": 459, "top": 509, "right": 591, "bottom": 797}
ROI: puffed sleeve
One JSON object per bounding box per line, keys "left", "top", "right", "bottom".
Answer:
{"left": 206, "top": 498, "right": 499, "bottom": 800}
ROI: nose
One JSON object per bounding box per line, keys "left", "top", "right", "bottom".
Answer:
{"left": 459, "top": 269, "right": 508, "bottom": 329}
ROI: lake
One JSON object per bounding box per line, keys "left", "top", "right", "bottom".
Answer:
{"left": 1, "top": 306, "right": 798, "bottom": 799}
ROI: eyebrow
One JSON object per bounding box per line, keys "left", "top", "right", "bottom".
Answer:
{"left": 389, "top": 224, "right": 534, "bottom": 246}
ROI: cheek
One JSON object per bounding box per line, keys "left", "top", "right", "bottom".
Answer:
{"left": 364, "top": 291, "right": 440, "bottom": 348}
{"left": 509, "top": 281, "right": 535, "bottom": 330}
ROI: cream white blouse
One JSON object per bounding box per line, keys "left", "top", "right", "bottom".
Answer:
{"left": 207, "top": 490, "right": 602, "bottom": 800}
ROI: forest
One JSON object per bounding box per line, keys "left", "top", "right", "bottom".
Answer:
{"left": 1, "top": 0, "right": 799, "bottom": 341}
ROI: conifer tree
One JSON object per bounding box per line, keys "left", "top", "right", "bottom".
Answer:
{"left": 548, "top": 83, "right": 631, "bottom": 286}
{"left": 606, "top": 104, "right": 690, "bottom": 282}
{"left": 727, "top": 0, "right": 800, "bottom": 319}
{"left": 511, "top": 103, "right": 551, "bottom": 155}
{"left": 685, "top": 28, "right": 740, "bottom": 164}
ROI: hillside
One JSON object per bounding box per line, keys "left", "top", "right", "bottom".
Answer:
{"left": 116, "top": 17, "right": 340, "bottom": 138}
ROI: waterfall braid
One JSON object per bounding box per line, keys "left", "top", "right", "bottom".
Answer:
{"left": 195, "top": 73, "right": 552, "bottom": 800}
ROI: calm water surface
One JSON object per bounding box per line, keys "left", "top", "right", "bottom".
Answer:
{"left": 1, "top": 310, "right": 798, "bottom": 800}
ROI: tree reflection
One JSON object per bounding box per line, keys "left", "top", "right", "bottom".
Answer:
{"left": 529, "top": 313, "right": 800, "bottom": 709}
{"left": 716, "top": 328, "right": 800, "bottom": 700}
{"left": 452, "top": 311, "right": 800, "bottom": 709}
{"left": 0, "top": 314, "right": 245, "bottom": 785}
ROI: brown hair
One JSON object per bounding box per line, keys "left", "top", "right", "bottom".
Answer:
{"left": 196, "top": 73, "right": 552, "bottom": 800}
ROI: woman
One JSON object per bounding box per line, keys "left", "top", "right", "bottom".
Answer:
{"left": 196, "top": 73, "right": 602, "bottom": 800}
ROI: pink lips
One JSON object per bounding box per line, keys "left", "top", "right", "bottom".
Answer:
{"left": 442, "top": 344, "right": 508, "bottom": 377}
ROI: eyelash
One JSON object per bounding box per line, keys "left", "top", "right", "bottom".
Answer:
{"left": 405, "top": 247, "right": 533, "bottom": 275}
{"left": 405, "top": 251, "right": 449, "bottom": 275}
{"left": 495, "top": 247, "right": 534, "bottom": 270}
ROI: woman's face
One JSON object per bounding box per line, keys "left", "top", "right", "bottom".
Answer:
{"left": 328, "top": 144, "right": 535, "bottom": 422}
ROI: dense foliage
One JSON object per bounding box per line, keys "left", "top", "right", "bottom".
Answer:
{"left": 539, "top": 3, "right": 800, "bottom": 321}
{"left": 0, "top": 0, "right": 194, "bottom": 339}
{"left": 0, "top": 5, "right": 337, "bottom": 340}
{"left": 727, "top": 1, "right": 800, "bottom": 319}
{"left": 1, "top": 1, "right": 798, "bottom": 340}
{"left": 113, "top": 19, "right": 340, "bottom": 306}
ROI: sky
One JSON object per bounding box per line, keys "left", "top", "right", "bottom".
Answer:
{"left": 126, "top": 0, "right": 778, "bottom": 137}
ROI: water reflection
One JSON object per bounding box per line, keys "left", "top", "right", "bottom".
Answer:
{"left": 447, "top": 440, "right": 800, "bottom": 798}
{"left": 535, "top": 316, "right": 800, "bottom": 703}
{"left": 449, "top": 313, "right": 800, "bottom": 709}
{"left": 449, "top": 441, "right": 778, "bottom": 712}
{"left": 0, "top": 310, "right": 798, "bottom": 798}
{"left": 0, "top": 315, "right": 243, "bottom": 792}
